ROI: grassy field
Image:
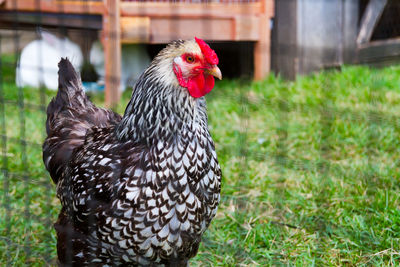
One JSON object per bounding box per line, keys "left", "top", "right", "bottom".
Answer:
{"left": 1, "top": 53, "right": 400, "bottom": 266}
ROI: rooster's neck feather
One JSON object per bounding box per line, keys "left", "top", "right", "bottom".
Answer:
{"left": 115, "top": 71, "right": 208, "bottom": 145}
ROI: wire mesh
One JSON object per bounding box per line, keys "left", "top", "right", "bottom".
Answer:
{"left": 1, "top": 0, "right": 400, "bottom": 266}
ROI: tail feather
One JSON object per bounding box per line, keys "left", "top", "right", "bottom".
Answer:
{"left": 47, "top": 58, "right": 91, "bottom": 128}
{"left": 58, "top": 57, "right": 82, "bottom": 92}
{"left": 43, "top": 58, "right": 121, "bottom": 183}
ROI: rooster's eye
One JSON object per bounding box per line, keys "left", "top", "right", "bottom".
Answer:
{"left": 186, "top": 56, "right": 194, "bottom": 63}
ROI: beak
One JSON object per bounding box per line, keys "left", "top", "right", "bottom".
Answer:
{"left": 205, "top": 65, "right": 222, "bottom": 80}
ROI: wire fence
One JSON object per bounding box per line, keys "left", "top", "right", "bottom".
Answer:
{"left": 1, "top": 0, "right": 400, "bottom": 266}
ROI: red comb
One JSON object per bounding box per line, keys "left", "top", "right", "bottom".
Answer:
{"left": 195, "top": 37, "right": 219, "bottom": 65}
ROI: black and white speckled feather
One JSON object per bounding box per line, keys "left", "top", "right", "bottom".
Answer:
{"left": 43, "top": 39, "right": 221, "bottom": 266}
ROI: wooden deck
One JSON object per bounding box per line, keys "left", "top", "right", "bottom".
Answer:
{"left": 1, "top": 0, "right": 274, "bottom": 106}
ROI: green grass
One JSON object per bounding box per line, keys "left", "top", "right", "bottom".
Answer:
{"left": 1, "top": 53, "right": 400, "bottom": 266}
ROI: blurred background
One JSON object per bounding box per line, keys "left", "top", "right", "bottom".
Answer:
{"left": 1, "top": 0, "right": 400, "bottom": 265}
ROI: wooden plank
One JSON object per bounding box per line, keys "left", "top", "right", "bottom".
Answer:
{"left": 121, "top": 16, "right": 261, "bottom": 44}
{"left": 357, "top": 0, "right": 388, "bottom": 45}
{"left": 120, "top": 17, "right": 150, "bottom": 43}
{"left": 342, "top": 0, "right": 359, "bottom": 63}
{"left": 103, "top": 0, "right": 121, "bottom": 107}
{"left": 3, "top": 0, "right": 105, "bottom": 14}
{"left": 358, "top": 37, "right": 400, "bottom": 63}
{"left": 0, "top": 11, "right": 102, "bottom": 29}
{"left": 149, "top": 18, "right": 235, "bottom": 43}
{"left": 235, "top": 16, "right": 260, "bottom": 41}
{"left": 3, "top": 0, "right": 274, "bottom": 18}
{"left": 273, "top": 0, "right": 297, "bottom": 79}
{"left": 121, "top": 2, "right": 264, "bottom": 18}
{"left": 262, "top": 0, "right": 274, "bottom": 17}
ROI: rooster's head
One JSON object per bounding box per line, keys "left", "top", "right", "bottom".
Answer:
{"left": 118, "top": 38, "right": 221, "bottom": 142}
{"left": 152, "top": 37, "right": 222, "bottom": 98}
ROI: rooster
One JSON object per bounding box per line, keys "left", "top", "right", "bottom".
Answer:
{"left": 43, "top": 38, "right": 222, "bottom": 266}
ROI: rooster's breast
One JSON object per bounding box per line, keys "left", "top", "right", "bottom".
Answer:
{"left": 62, "top": 128, "right": 221, "bottom": 265}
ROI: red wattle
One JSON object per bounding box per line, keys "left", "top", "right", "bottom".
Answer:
{"left": 174, "top": 64, "right": 215, "bottom": 98}
{"left": 204, "top": 74, "right": 215, "bottom": 94}
{"left": 187, "top": 74, "right": 215, "bottom": 98}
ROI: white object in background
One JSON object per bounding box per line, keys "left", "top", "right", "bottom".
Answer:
{"left": 16, "top": 29, "right": 83, "bottom": 90}
{"left": 89, "top": 41, "right": 151, "bottom": 91}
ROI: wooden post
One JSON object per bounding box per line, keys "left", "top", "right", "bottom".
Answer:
{"left": 254, "top": 0, "right": 273, "bottom": 80}
{"left": 103, "top": 0, "right": 121, "bottom": 108}
{"left": 273, "top": 0, "right": 297, "bottom": 80}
